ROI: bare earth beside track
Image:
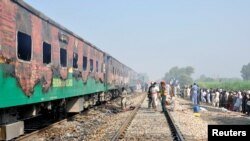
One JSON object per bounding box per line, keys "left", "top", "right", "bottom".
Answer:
{"left": 168, "top": 97, "right": 250, "bottom": 141}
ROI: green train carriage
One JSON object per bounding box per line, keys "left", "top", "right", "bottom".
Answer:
{"left": 0, "top": 0, "right": 138, "bottom": 140}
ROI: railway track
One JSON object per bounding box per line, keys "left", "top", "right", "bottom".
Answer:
{"left": 111, "top": 94, "right": 146, "bottom": 141}
{"left": 15, "top": 93, "right": 142, "bottom": 141}
{"left": 111, "top": 96, "right": 185, "bottom": 141}
{"left": 17, "top": 93, "right": 186, "bottom": 141}
{"left": 164, "top": 110, "right": 185, "bottom": 141}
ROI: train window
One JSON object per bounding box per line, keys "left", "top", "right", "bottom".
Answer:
{"left": 60, "top": 48, "right": 67, "bottom": 67}
{"left": 90, "top": 59, "right": 94, "bottom": 72}
{"left": 43, "top": 42, "right": 51, "bottom": 64}
{"left": 96, "top": 61, "right": 99, "bottom": 72}
{"left": 83, "top": 56, "right": 87, "bottom": 71}
{"left": 73, "top": 52, "right": 78, "bottom": 69}
{"left": 17, "top": 32, "right": 32, "bottom": 61}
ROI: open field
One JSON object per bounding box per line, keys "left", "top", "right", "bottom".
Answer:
{"left": 198, "top": 80, "right": 250, "bottom": 91}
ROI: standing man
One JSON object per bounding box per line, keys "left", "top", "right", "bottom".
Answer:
{"left": 191, "top": 83, "right": 199, "bottom": 105}
{"left": 147, "top": 82, "right": 154, "bottom": 109}
{"left": 160, "top": 81, "right": 167, "bottom": 113}
{"left": 149, "top": 82, "right": 159, "bottom": 111}
{"left": 121, "top": 87, "right": 128, "bottom": 110}
{"left": 213, "top": 90, "right": 220, "bottom": 107}
{"left": 246, "top": 91, "right": 250, "bottom": 115}
{"left": 187, "top": 86, "right": 191, "bottom": 99}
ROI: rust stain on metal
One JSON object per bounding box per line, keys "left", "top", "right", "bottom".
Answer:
{"left": 15, "top": 62, "right": 38, "bottom": 96}
{"left": 40, "top": 67, "right": 53, "bottom": 93}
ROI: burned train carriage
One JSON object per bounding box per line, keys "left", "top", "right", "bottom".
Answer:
{"left": 0, "top": 0, "right": 138, "bottom": 140}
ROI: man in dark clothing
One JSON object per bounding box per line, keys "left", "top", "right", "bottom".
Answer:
{"left": 221, "top": 91, "right": 227, "bottom": 108}
{"left": 147, "top": 82, "right": 154, "bottom": 108}
{"left": 227, "top": 93, "right": 234, "bottom": 110}
{"left": 246, "top": 93, "right": 250, "bottom": 115}
{"left": 242, "top": 92, "right": 247, "bottom": 114}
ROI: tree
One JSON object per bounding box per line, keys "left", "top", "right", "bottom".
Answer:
{"left": 241, "top": 62, "right": 250, "bottom": 80}
{"left": 163, "top": 66, "right": 194, "bottom": 86}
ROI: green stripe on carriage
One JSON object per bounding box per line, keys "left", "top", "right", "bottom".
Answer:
{"left": 0, "top": 64, "right": 108, "bottom": 108}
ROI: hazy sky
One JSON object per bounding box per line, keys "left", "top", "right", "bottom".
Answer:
{"left": 25, "top": 0, "right": 250, "bottom": 80}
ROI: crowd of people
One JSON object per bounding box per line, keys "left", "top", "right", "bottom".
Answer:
{"left": 147, "top": 81, "right": 177, "bottom": 113}
{"left": 182, "top": 83, "right": 250, "bottom": 116}
{"left": 123, "top": 80, "right": 250, "bottom": 116}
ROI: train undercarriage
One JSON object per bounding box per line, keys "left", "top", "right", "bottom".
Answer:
{"left": 0, "top": 89, "right": 121, "bottom": 140}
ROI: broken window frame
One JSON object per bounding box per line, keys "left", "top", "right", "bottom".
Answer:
{"left": 73, "top": 52, "right": 78, "bottom": 69}
{"left": 90, "top": 59, "right": 94, "bottom": 72}
{"left": 60, "top": 48, "right": 67, "bottom": 67}
{"left": 82, "top": 56, "right": 88, "bottom": 71}
{"left": 42, "top": 42, "right": 52, "bottom": 65}
{"left": 17, "top": 31, "right": 32, "bottom": 62}
{"left": 96, "top": 61, "right": 99, "bottom": 72}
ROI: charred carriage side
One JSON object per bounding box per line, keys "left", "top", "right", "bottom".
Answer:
{"left": 0, "top": 0, "right": 139, "bottom": 140}
{"left": 106, "top": 56, "right": 132, "bottom": 98}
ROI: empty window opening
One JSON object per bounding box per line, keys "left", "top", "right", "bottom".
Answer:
{"left": 43, "top": 42, "right": 51, "bottom": 64}
{"left": 73, "top": 52, "right": 78, "bottom": 69}
{"left": 90, "top": 59, "right": 94, "bottom": 72}
{"left": 96, "top": 61, "right": 99, "bottom": 72}
{"left": 17, "top": 32, "right": 32, "bottom": 61}
{"left": 60, "top": 48, "right": 67, "bottom": 67}
{"left": 83, "top": 56, "right": 87, "bottom": 71}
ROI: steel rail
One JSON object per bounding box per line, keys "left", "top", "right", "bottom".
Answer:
{"left": 111, "top": 94, "right": 146, "bottom": 141}
{"left": 164, "top": 109, "right": 185, "bottom": 141}
{"left": 111, "top": 94, "right": 185, "bottom": 141}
